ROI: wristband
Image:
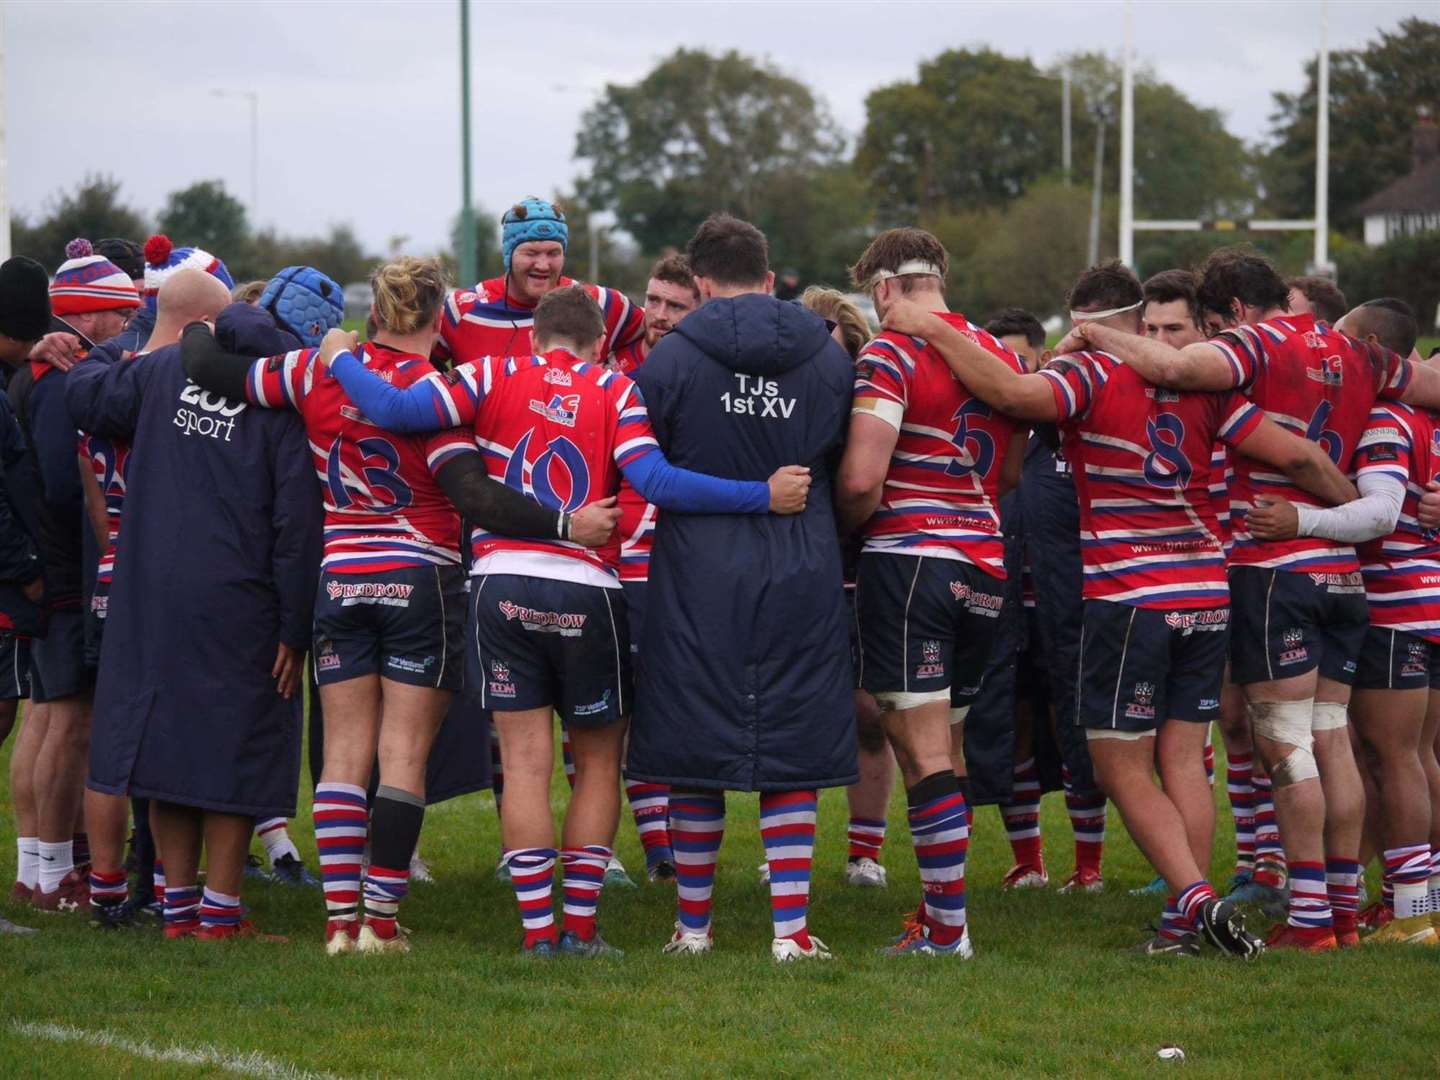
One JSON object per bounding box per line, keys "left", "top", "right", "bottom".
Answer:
{"left": 558, "top": 511, "right": 571, "bottom": 542}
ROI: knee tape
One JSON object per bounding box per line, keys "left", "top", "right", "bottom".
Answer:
{"left": 1250, "top": 699, "right": 1319, "bottom": 788}
{"left": 1310, "top": 701, "right": 1349, "bottom": 732}
{"left": 1249, "top": 699, "right": 1315, "bottom": 751}
{"left": 874, "top": 688, "right": 951, "bottom": 711}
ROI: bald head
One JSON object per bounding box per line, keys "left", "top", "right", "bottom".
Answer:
{"left": 158, "top": 269, "right": 231, "bottom": 324}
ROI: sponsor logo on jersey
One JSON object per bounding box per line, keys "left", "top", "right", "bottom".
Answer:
{"left": 950, "top": 580, "right": 1004, "bottom": 616}
{"left": 386, "top": 655, "right": 435, "bottom": 675}
{"left": 1308, "top": 571, "right": 1365, "bottom": 594}
{"left": 1163, "top": 609, "right": 1230, "bottom": 631}
{"left": 544, "top": 367, "right": 573, "bottom": 386}
{"left": 529, "top": 393, "right": 580, "bottom": 427}
{"left": 174, "top": 380, "right": 245, "bottom": 441}
{"left": 1306, "top": 354, "right": 1344, "bottom": 386}
{"left": 497, "top": 600, "right": 587, "bottom": 636}
{"left": 315, "top": 637, "right": 341, "bottom": 672}
{"left": 572, "top": 689, "right": 613, "bottom": 718}
{"left": 1198, "top": 697, "right": 1220, "bottom": 711}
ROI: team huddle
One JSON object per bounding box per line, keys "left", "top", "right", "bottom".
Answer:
{"left": 1, "top": 193, "right": 1438, "bottom": 963}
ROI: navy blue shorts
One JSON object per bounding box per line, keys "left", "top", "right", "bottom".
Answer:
{"left": 1355, "top": 627, "right": 1434, "bottom": 692}
{"left": 0, "top": 632, "right": 30, "bottom": 700}
{"left": 471, "top": 573, "right": 630, "bottom": 728}
{"left": 1078, "top": 600, "right": 1228, "bottom": 733}
{"left": 1229, "top": 567, "right": 1369, "bottom": 687}
{"left": 855, "top": 553, "right": 1004, "bottom": 705}
{"left": 30, "top": 608, "right": 92, "bottom": 703}
{"left": 622, "top": 580, "right": 648, "bottom": 659}
{"left": 312, "top": 565, "right": 465, "bottom": 691}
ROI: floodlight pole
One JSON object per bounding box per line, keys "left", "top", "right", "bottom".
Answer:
{"left": 211, "top": 89, "right": 259, "bottom": 222}
{"left": 459, "top": 0, "right": 476, "bottom": 288}
{"left": 1062, "top": 66, "right": 1072, "bottom": 185}
{"left": 1119, "top": 0, "right": 1135, "bottom": 266}
{"left": 1313, "top": 0, "right": 1331, "bottom": 274}
{"left": 0, "top": 7, "right": 9, "bottom": 262}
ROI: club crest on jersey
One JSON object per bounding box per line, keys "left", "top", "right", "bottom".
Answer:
{"left": 916, "top": 638, "right": 945, "bottom": 679}
{"left": 1125, "top": 681, "right": 1156, "bottom": 720}
{"left": 544, "top": 367, "right": 573, "bottom": 386}
{"left": 503, "top": 430, "right": 592, "bottom": 512}
{"left": 488, "top": 659, "right": 516, "bottom": 698}
{"left": 529, "top": 393, "right": 581, "bottom": 427}
{"left": 1403, "top": 640, "right": 1428, "bottom": 678}
{"left": 1279, "top": 627, "right": 1309, "bottom": 666}
{"left": 1306, "top": 354, "right": 1343, "bottom": 386}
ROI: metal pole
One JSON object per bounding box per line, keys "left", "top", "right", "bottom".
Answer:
{"left": 458, "top": 0, "right": 476, "bottom": 288}
{"left": 1313, "top": 0, "right": 1331, "bottom": 273}
{"left": 249, "top": 92, "right": 259, "bottom": 224}
{"left": 1088, "top": 116, "right": 1106, "bottom": 267}
{"left": 1062, "top": 67, "right": 1072, "bottom": 185}
{"left": 0, "top": 7, "right": 9, "bottom": 262}
{"left": 588, "top": 216, "right": 599, "bottom": 285}
{"left": 1119, "top": 0, "right": 1135, "bottom": 266}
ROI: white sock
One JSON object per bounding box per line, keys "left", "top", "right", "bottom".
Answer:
{"left": 36, "top": 839, "right": 73, "bottom": 894}
{"left": 255, "top": 818, "right": 300, "bottom": 866}
{"left": 1427, "top": 874, "right": 1440, "bottom": 915}
{"left": 1396, "top": 879, "right": 1428, "bottom": 920}
{"left": 16, "top": 837, "right": 39, "bottom": 889}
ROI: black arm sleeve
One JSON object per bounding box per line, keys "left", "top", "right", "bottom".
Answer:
{"left": 180, "top": 322, "right": 253, "bottom": 401}
{"left": 436, "top": 451, "right": 564, "bottom": 540}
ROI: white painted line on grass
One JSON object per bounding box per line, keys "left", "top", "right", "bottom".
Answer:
{"left": 13, "top": 1021, "right": 351, "bottom": 1080}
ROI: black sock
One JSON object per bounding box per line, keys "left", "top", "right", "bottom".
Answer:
{"left": 369, "top": 785, "right": 425, "bottom": 880}
{"left": 906, "top": 770, "right": 961, "bottom": 808}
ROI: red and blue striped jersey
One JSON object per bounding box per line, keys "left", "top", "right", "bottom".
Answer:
{"left": 1354, "top": 403, "right": 1440, "bottom": 641}
{"left": 852, "top": 314, "right": 1025, "bottom": 577}
{"left": 245, "top": 343, "right": 466, "bottom": 573}
{"left": 611, "top": 346, "right": 655, "bottom": 581}
{"left": 436, "top": 276, "right": 643, "bottom": 367}
{"left": 383, "top": 348, "right": 658, "bottom": 579}
{"left": 1208, "top": 313, "right": 1410, "bottom": 572}
{"left": 610, "top": 339, "right": 646, "bottom": 378}
{"left": 1038, "top": 349, "right": 1263, "bottom": 609}
{"left": 1208, "top": 444, "right": 1235, "bottom": 555}
{"left": 80, "top": 432, "right": 128, "bottom": 586}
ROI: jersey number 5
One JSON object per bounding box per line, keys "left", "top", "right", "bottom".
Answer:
{"left": 946, "top": 399, "right": 996, "bottom": 478}
{"left": 325, "top": 436, "right": 414, "bottom": 510}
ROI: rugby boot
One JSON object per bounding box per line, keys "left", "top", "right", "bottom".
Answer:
{"left": 1263, "top": 922, "right": 1337, "bottom": 952}
{"left": 270, "top": 853, "right": 320, "bottom": 889}
{"left": 1058, "top": 867, "right": 1104, "bottom": 894}
{"left": 1358, "top": 901, "right": 1394, "bottom": 932}
{"left": 1195, "top": 897, "right": 1264, "bottom": 958}
{"left": 644, "top": 847, "right": 677, "bottom": 883}
{"left": 880, "top": 923, "right": 973, "bottom": 958}
{"left": 1129, "top": 875, "right": 1167, "bottom": 897}
{"left": 1000, "top": 862, "right": 1048, "bottom": 890}
{"left": 31, "top": 870, "right": 89, "bottom": 914}
{"left": 772, "top": 933, "right": 833, "bottom": 961}
{"left": 1362, "top": 913, "right": 1439, "bottom": 947}
{"left": 846, "top": 857, "right": 888, "bottom": 888}
{"left": 1129, "top": 930, "right": 1199, "bottom": 958}
{"left": 197, "top": 920, "right": 289, "bottom": 943}
{"left": 663, "top": 922, "right": 713, "bottom": 955}
{"left": 559, "top": 929, "right": 625, "bottom": 958}
{"left": 324, "top": 918, "right": 359, "bottom": 955}
{"left": 356, "top": 920, "right": 410, "bottom": 954}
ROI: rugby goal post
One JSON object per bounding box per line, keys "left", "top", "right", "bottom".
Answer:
{"left": 1118, "top": 0, "right": 1334, "bottom": 276}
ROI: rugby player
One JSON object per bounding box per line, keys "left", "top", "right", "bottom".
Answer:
{"left": 315, "top": 283, "right": 810, "bottom": 957}
{"left": 435, "top": 197, "right": 642, "bottom": 367}
{"left": 837, "top": 228, "right": 1028, "bottom": 957}
{"left": 1246, "top": 299, "right": 1439, "bottom": 945}
{"left": 183, "top": 257, "right": 620, "bottom": 955}
{"left": 1287, "top": 276, "right": 1348, "bottom": 326}
{"left": 886, "top": 259, "right": 1361, "bottom": 957}
{"left": 1077, "top": 248, "right": 1440, "bottom": 950}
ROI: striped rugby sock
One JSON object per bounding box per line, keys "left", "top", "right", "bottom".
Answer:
{"left": 908, "top": 772, "right": 969, "bottom": 946}
{"left": 1251, "top": 773, "right": 1285, "bottom": 883}
{"left": 313, "top": 782, "right": 368, "bottom": 923}
{"left": 1000, "top": 756, "right": 1043, "bottom": 869}
{"left": 153, "top": 858, "right": 167, "bottom": 906}
{"left": 624, "top": 780, "right": 673, "bottom": 857}
{"left": 846, "top": 816, "right": 887, "bottom": 862}
{"left": 1226, "top": 752, "right": 1256, "bottom": 872}
{"left": 1158, "top": 896, "right": 1189, "bottom": 940}
{"left": 507, "top": 848, "right": 557, "bottom": 947}
{"left": 1203, "top": 732, "right": 1215, "bottom": 788}
{"left": 560, "top": 726, "right": 576, "bottom": 792}
{"left": 1062, "top": 768, "right": 1105, "bottom": 875}
{"left": 1176, "top": 880, "right": 1218, "bottom": 929}
{"left": 255, "top": 817, "right": 300, "bottom": 866}
{"left": 1287, "top": 860, "right": 1333, "bottom": 930}
{"left": 560, "top": 845, "right": 610, "bottom": 941}
{"left": 1382, "top": 845, "right": 1430, "bottom": 920}
{"left": 164, "top": 884, "right": 201, "bottom": 934}
{"left": 670, "top": 791, "right": 725, "bottom": 935}
{"left": 761, "top": 790, "right": 817, "bottom": 945}
{"left": 199, "top": 887, "right": 242, "bottom": 929}
{"left": 89, "top": 868, "right": 127, "bottom": 908}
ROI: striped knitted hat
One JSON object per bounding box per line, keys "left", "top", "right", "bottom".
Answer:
{"left": 49, "top": 239, "right": 141, "bottom": 316}
{"left": 142, "top": 234, "right": 234, "bottom": 311}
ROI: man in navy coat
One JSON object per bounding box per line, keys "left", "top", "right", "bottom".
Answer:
{"left": 625, "top": 214, "right": 855, "bottom": 962}
{"left": 66, "top": 271, "right": 322, "bottom": 940}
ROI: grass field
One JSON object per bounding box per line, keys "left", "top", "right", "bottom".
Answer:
{"left": 2, "top": 726, "right": 1438, "bottom": 1079}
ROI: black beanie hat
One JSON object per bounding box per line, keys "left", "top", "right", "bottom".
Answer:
{"left": 0, "top": 257, "right": 51, "bottom": 342}
{"left": 96, "top": 238, "right": 145, "bottom": 282}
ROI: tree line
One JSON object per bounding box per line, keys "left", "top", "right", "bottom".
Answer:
{"left": 13, "top": 17, "right": 1438, "bottom": 323}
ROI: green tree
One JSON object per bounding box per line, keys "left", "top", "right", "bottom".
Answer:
{"left": 449, "top": 206, "right": 502, "bottom": 287}
{"left": 247, "top": 223, "right": 378, "bottom": 287}
{"left": 157, "top": 180, "right": 251, "bottom": 270}
{"left": 575, "top": 48, "right": 851, "bottom": 283}
{"left": 858, "top": 49, "right": 1062, "bottom": 222}
{"left": 1335, "top": 230, "right": 1440, "bottom": 331}
{"left": 1262, "top": 17, "right": 1440, "bottom": 228}
{"left": 11, "top": 174, "right": 150, "bottom": 270}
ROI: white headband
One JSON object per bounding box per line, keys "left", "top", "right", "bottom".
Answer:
{"left": 867, "top": 260, "right": 945, "bottom": 289}
{"left": 1069, "top": 300, "right": 1143, "bottom": 323}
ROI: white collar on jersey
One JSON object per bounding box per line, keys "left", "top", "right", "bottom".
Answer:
{"left": 1069, "top": 300, "right": 1143, "bottom": 323}
{"left": 866, "top": 260, "right": 945, "bottom": 289}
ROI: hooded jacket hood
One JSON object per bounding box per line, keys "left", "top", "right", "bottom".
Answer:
{"left": 215, "top": 301, "right": 301, "bottom": 358}
{"left": 675, "top": 293, "right": 834, "bottom": 377}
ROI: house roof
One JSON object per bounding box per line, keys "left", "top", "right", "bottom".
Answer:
{"left": 1357, "top": 157, "right": 1440, "bottom": 216}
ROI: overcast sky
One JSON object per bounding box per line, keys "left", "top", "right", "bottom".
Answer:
{"left": 8, "top": 0, "right": 1429, "bottom": 261}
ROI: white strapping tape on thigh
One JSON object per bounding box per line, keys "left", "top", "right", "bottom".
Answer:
{"left": 874, "top": 688, "right": 951, "bottom": 710}
{"left": 1311, "top": 701, "right": 1349, "bottom": 732}
{"left": 1085, "top": 727, "right": 1152, "bottom": 742}
{"left": 1248, "top": 699, "right": 1315, "bottom": 750}
{"left": 948, "top": 705, "right": 970, "bottom": 727}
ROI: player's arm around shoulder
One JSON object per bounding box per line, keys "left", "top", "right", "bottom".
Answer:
{"left": 1078, "top": 321, "right": 1239, "bottom": 392}
{"left": 882, "top": 299, "right": 1056, "bottom": 420}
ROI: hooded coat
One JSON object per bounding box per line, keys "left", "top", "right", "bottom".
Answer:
{"left": 65, "top": 303, "right": 322, "bottom": 816}
{"left": 625, "top": 293, "right": 857, "bottom": 792}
